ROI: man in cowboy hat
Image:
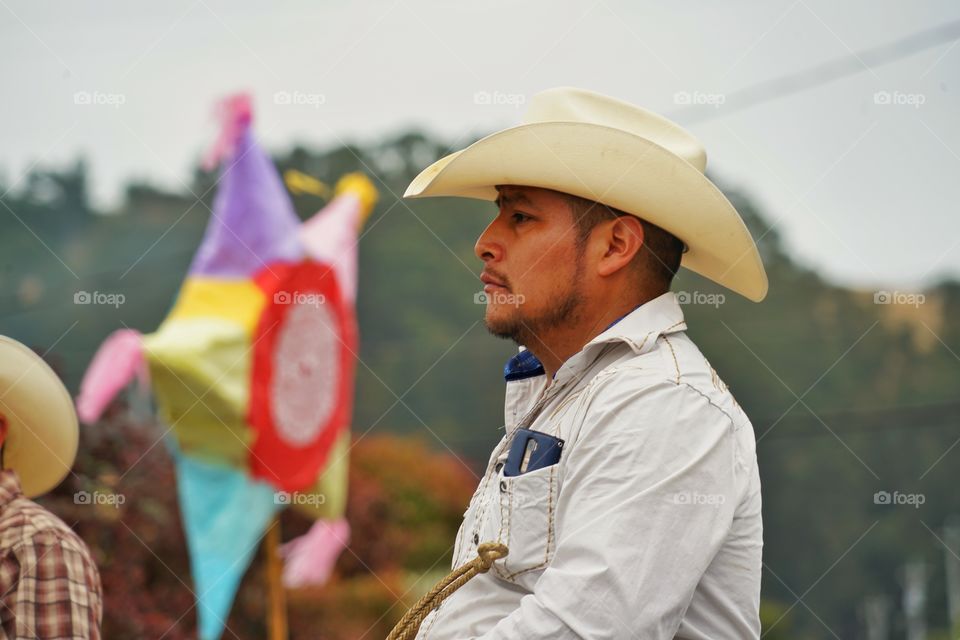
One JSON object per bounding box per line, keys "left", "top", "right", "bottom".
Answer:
{"left": 0, "top": 335, "right": 102, "bottom": 639}
{"left": 404, "top": 87, "right": 766, "bottom": 638}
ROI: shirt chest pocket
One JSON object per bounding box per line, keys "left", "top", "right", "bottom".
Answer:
{"left": 484, "top": 464, "right": 559, "bottom": 583}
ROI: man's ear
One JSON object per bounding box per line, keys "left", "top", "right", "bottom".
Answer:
{"left": 596, "top": 216, "right": 644, "bottom": 277}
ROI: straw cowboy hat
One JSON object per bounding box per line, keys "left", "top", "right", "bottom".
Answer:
{"left": 404, "top": 86, "right": 768, "bottom": 302}
{"left": 0, "top": 336, "right": 78, "bottom": 497}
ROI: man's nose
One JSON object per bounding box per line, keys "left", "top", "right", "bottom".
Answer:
{"left": 474, "top": 218, "right": 504, "bottom": 263}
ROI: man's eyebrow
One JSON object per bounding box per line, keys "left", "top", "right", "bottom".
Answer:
{"left": 494, "top": 191, "right": 537, "bottom": 210}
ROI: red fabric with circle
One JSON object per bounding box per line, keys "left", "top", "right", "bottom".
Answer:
{"left": 248, "top": 260, "right": 356, "bottom": 492}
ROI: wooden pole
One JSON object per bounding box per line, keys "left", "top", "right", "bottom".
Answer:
{"left": 265, "top": 517, "right": 288, "bottom": 640}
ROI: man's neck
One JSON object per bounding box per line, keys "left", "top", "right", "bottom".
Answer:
{"left": 524, "top": 296, "right": 651, "bottom": 379}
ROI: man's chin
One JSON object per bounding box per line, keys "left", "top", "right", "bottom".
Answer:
{"left": 483, "top": 306, "right": 524, "bottom": 344}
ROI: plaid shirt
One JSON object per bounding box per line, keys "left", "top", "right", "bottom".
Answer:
{"left": 0, "top": 470, "right": 101, "bottom": 639}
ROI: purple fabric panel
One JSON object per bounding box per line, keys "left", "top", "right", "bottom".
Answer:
{"left": 189, "top": 126, "right": 303, "bottom": 277}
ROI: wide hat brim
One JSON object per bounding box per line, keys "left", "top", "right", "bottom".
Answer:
{"left": 404, "top": 121, "right": 768, "bottom": 302}
{"left": 0, "top": 336, "right": 78, "bottom": 498}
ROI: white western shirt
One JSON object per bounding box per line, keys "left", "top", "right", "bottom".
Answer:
{"left": 416, "top": 292, "right": 762, "bottom": 639}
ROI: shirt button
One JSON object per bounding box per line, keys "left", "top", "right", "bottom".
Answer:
{"left": 473, "top": 533, "right": 479, "bottom": 545}
{"left": 499, "top": 480, "right": 507, "bottom": 492}
{"left": 495, "top": 462, "right": 504, "bottom": 472}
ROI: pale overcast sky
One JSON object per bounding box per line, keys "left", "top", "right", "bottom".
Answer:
{"left": 2, "top": 0, "right": 958, "bottom": 290}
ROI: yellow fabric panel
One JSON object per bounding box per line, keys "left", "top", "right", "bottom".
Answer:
{"left": 166, "top": 278, "right": 266, "bottom": 335}
{"left": 143, "top": 316, "right": 254, "bottom": 470}
{"left": 291, "top": 428, "right": 350, "bottom": 520}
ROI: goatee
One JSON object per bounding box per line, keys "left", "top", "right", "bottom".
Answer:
{"left": 485, "top": 284, "right": 584, "bottom": 349}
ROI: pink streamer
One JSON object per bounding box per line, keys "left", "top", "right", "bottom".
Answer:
{"left": 201, "top": 93, "right": 254, "bottom": 171}
{"left": 75, "top": 329, "right": 147, "bottom": 424}
{"left": 279, "top": 518, "right": 350, "bottom": 588}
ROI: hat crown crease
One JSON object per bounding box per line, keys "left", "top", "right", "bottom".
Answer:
{"left": 522, "top": 87, "right": 707, "bottom": 172}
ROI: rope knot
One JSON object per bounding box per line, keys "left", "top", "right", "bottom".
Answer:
{"left": 474, "top": 542, "right": 509, "bottom": 572}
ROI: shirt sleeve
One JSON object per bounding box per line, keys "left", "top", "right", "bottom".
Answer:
{"left": 12, "top": 532, "right": 103, "bottom": 640}
{"left": 477, "top": 376, "right": 747, "bottom": 639}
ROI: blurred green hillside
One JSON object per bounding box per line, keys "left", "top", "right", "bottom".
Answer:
{"left": 2, "top": 131, "right": 960, "bottom": 638}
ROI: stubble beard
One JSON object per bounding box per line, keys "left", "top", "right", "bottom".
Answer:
{"left": 484, "top": 254, "right": 585, "bottom": 349}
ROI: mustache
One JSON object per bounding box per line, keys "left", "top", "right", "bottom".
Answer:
{"left": 482, "top": 268, "right": 511, "bottom": 290}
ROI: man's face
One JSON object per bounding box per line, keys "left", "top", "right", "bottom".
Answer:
{"left": 474, "top": 185, "right": 586, "bottom": 346}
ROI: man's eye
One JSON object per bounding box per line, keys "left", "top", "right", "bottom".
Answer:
{"left": 511, "top": 212, "right": 531, "bottom": 224}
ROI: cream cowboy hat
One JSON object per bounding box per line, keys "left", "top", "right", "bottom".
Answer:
{"left": 404, "top": 86, "right": 768, "bottom": 302}
{"left": 0, "top": 336, "right": 78, "bottom": 497}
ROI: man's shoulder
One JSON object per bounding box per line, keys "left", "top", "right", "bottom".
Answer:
{"left": 586, "top": 332, "right": 752, "bottom": 430}
{"left": 0, "top": 495, "right": 93, "bottom": 559}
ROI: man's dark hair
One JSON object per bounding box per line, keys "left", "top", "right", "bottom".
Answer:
{"left": 562, "top": 192, "right": 685, "bottom": 295}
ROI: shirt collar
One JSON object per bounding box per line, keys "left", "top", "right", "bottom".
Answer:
{"left": 584, "top": 291, "right": 687, "bottom": 356}
{"left": 502, "top": 291, "right": 687, "bottom": 382}
{"left": 0, "top": 469, "right": 23, "bottom": 509}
